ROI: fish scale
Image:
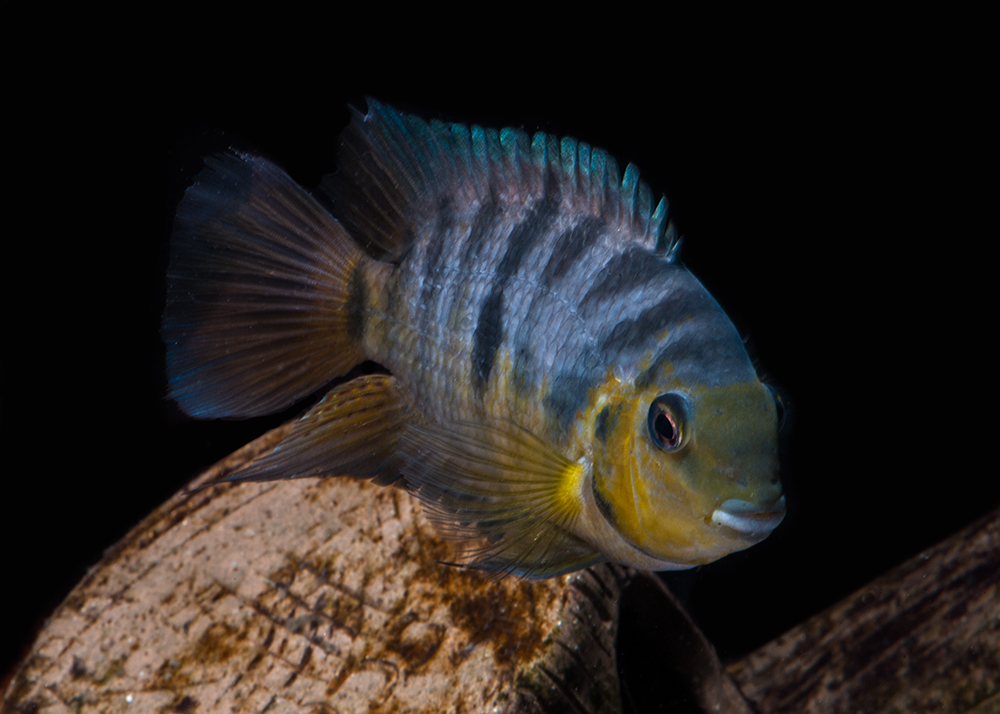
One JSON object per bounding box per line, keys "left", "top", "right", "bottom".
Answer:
{"left": 164, "top": 99, "right": 786, "bottom": 578}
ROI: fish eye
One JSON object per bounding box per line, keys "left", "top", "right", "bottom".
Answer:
{"left": 647, "top": 393, "right": 689, "bottom": 451}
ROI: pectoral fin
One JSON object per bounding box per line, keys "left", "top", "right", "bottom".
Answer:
{"left": 399, "top": 420, "right": 602, "bottom": 578}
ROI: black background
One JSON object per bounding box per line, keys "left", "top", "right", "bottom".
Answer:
{"left": 2, "top": 5, "right": 992, "bottom": 696}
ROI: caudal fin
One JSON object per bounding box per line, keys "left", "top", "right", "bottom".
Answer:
{"left": 163, "top": 152, "right": 367, "bottom": 418}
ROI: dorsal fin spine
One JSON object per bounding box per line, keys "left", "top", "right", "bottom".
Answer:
{"left": 325, "top": 99, "right": 675, "bottom": 260}
{"left": 601, "top": 150, "right": 621, "bottom": 219}
{"left": 650, "top": 196, "right": 670, "bottom": 254}
{"left": 500, "top": 126, "right": 526, "bottom": 196}
{"left": 531, "top": 131, "right": 547, "bottom": 176}
{"left": 450, "top": 123, "right": 476, "bottom": 195}
{"left": 637, "top": 180, "right": 653, "bottom": 238}
{"left": 663, "top": 223, "right": 681, "bottom": 262}
{"left": 546, "top": 134, "right": 560, "bottom": 177}
{"left": 471, "top": 125, "right": 488, "bottom": 187}
{"left": 605, "top": 155, "right": 621, "bottom": 208}
{"left": 577, "top": 143, "right": 592, "bottom": 208}
{"left": 482, "top": 127, "right": 501, "bottom": 192}
{"left": 622, "top": 163, "right": 640, "bottom": 227}
{"left": 560, "top": 137, "right": 578, "bottom": 194}
{"left": 589, "top": 147, "right": 606, "bottom": 213}
{"left": 485, "top": 127, "right": 503, "bottom": 165}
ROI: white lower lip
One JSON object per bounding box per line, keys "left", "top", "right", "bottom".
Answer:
{"left": 712, "top": 496, "right": 786, "bottom": 538}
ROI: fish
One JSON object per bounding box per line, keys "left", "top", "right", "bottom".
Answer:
{"left": 163, "top": 99, "right": 786, "bottom": 579}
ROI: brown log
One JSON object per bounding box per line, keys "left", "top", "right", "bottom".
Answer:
{"left": 728, "top": 505, "right": 1000, "bottom": 713}
{"left": 0, "top": 424, "right": 751, "bottom": 714}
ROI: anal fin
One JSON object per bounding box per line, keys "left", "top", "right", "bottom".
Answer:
{"left": 225, "top": 374, "right": 407, "bottom": 485}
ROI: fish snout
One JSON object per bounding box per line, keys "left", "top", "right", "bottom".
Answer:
{"left": 711, "top": 496, "right": 786, "bottom": 540}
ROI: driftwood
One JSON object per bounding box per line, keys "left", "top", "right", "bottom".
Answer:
{"left": 0, "top": 424, "right": 748, "bottom": 714}
{"left": 5, "top": 419, "right": 999, "bottom": 713}
{"left": 728, "top": 504, "right": 1000, "bottom": 713}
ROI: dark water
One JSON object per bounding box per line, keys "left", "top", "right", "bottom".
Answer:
{"left": 4, "top": 13, "right": 992, "bottom": 705}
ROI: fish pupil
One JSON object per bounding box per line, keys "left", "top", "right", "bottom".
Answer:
{"left": 648, "top": 393, "right": 688, "bottom": 451}
{"left": 654, "top": 412, "right": 679, "bottom": 448}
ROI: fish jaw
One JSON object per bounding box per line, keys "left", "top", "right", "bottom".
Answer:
{"left": 573, "top": 473, "right": 787, "bottom": 570}
{"left": 711, "top": 496, "right": 787, "bottom": 541}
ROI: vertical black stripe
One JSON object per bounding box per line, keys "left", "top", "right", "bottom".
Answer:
{"left": 346, "top": 261, "right": 367, "bottom": 342}
{"left": 577, "top": 247, "right": 674, "bottom": 315}
{"left": 598, "top": 288, "right": 718, "bottom": 358}
{"left": 422, "top": 234, "right": 447, "bottom": 288}
{"left": 542, "top": 371, "right": 596, "bottom": 436}
{"left": 634, "top": 326, "right": 749, "bottom": 390}
{"left": 494, "top": 176, "right": 561, "bottom": 285}
{"left": 593, "top": 405, "right": 613, "bottom": 444}
{"left": 540, "top": 218, "right": 605, "bottom": 288}
{"left": 511, "top": 344, "right": 532, "bottom": 395}
{"left": 418, "top": 197, "right": 455, "bottom": 328}
{"left": 425, "top": 197, "right": 454, "bottom": 281}
{"left": 471, "top": 289, "right": 504, "bottom": 395}
{"left": 470, "top": 172, "right": 561, "bottom": 396}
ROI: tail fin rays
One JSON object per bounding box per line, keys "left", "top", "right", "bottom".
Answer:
{"left": 164, "top": 152, "right": 367, "bottom": 418}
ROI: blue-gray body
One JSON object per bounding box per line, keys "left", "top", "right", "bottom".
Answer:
{"left": 332, "top": 102, "right": 756, "bottom": 448}
{"left": 163, "top": 100, "right": 784, "bottom": 578}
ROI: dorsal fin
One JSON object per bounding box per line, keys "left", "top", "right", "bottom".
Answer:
{"left": 319, "top": 98, "right": 678, "bottom": 262}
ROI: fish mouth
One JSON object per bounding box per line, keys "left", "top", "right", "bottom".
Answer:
{"left": 711, "top": 496, "right": 786, "bottom": 539}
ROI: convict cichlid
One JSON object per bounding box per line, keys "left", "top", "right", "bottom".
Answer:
{"left": 163, "top": 99, "right": 786, "bottom": 578}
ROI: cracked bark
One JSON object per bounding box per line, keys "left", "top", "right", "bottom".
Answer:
{"left": 1, "top": 424, "right": 748, "bottom": 714}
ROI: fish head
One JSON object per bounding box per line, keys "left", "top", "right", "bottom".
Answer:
{"left": 589, "top": 376, "right": 784, "bottom": 567}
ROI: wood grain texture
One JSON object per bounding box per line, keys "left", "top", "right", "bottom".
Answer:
{"left": 728, "top": 505, "right": 1000, "bottom": 713}
{"left": 2, "top": 425, "right": 629, "bottom": 714}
